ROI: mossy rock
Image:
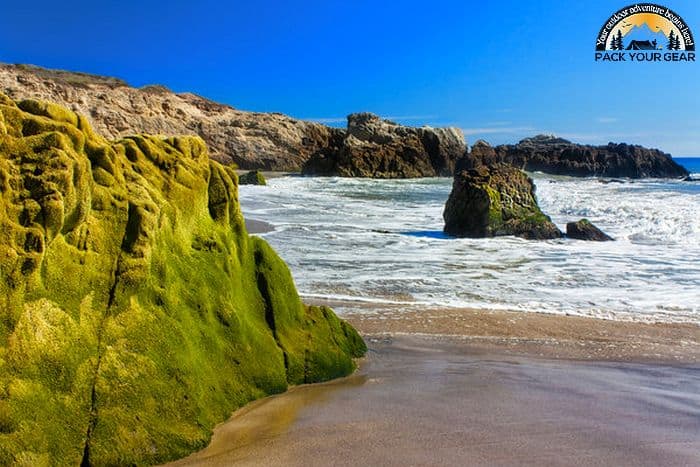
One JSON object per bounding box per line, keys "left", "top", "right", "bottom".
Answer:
{"left": 239, "top": 170, "right": 267, "bottom": 185}
{"left": 443, "top": 164, "right": 562, "bottom": 240}
{"left": 0, "top": 93, "right": 365, "bottom": 465}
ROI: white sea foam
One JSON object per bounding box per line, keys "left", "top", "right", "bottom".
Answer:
{"left": 239, "top": 174, "right": 700, "bottom": 323}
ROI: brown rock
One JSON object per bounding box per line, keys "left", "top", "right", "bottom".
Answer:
{"left": 462, "top": 134, "right": 688, "bottom": 179}
{"left": 0, "top": 63, "right": 338, "bottom": 171}
{"left": 302, "top": 113, "right": 465, "bottom": 178}
{"left": 443, "top": 164, "right": 561, "bottom": 240}
{"left": 566, "top": 219, "right": 614, "bottom": 241}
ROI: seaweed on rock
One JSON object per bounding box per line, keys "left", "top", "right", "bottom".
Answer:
{"left": 0, "top": 94, "right": 365, "bottom": 465}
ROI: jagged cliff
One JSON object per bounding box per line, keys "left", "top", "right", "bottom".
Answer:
{"left": 462, "top": 136, "right": 688, "bottom": 179}
{"left": 0, "top": 63, "right": 338, "bottom": 171}
{"left": 302, "top": 113, "right": 465, "bottom": 178}
{"left": 0, "top": 94, "right": 365, "bottom": 465}
{"left": 1, "top": 65, "right": 468, "bottom": 177}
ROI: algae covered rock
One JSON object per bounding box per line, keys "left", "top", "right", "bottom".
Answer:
{"left": 239, "top": 170, "right": 267, "bottom": 185}
{"left": 443, "top": 164, "right": 562, "bottom": 240}
{"left": 566, "top": 219, "right": 614, "bottom": 241}
{"left": 0, "top": 94, "right": 365, "bottom": 465}
{"left": 302, "top": 113, "right": 465, "bottom": 178}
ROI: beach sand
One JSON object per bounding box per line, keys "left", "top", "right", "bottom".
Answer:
{"left": 344, "top": 306, "right": 700, "bottom": 364}
{"left": 167, "top": 309, "right": 700, "bottom": 466}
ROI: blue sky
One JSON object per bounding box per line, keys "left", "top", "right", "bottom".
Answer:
{"left": 1, "top": 0, "right": 699, "bottom": 155}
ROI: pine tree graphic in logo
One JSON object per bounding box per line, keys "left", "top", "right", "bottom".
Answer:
{"left": 667, "top": 30, "right": 681, "bottom": 50}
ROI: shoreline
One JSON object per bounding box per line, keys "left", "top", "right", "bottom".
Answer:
{"left": 166, "top": 309, "right": 700, "bottom": 466}
{"left": 342, "top": 306, "right": 700, "bottom": 364}
{"left": 167, "top": 330, "right": 700, "bottom": 467}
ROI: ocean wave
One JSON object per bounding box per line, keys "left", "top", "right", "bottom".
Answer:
{"left": 240, "top": 174, "right": 700, "bottom": 324}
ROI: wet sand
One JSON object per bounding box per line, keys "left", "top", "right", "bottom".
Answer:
{"left": 167, "top": 309, "right": 700, "bottom": 467}
{"left": 343, "top": 306, "right": 700, "bottom": 364}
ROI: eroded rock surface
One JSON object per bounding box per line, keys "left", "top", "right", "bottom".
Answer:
{"left": 0, "top": 63, "right": 338, "bottom": 171}
{"left": 461, "top": 135, "right": 688, "bottom": 179}
{"left": 0, "top": 94, "right": 365, "bottom": 465}
{"left": 302, "top": 113, "right": 466, "bottom": 178}
{"left": 443, "top": 164, "right": 561, "bottom": 240}
{"left": 566, "top": 219, "right": 614, "bottom": 241}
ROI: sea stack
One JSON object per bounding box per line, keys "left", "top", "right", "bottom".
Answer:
{"left": 443, "top": 163, "right": 562, "bottom": 240}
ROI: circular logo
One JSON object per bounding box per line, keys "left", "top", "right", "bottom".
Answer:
{"left": 596, "top": 3, "right": 694, "bottom": 52}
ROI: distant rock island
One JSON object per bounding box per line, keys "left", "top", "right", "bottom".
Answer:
{"left": 462, "top": 136, "right": 688, "bottom": 179}
{"left": 302, "top": 113, "right": 465, "bottom": 178}
{"left": 0, "top": 64, "right": 688, "bottom": 179}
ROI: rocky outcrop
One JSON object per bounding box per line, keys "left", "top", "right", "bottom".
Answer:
{"left": 239, "top": 170, "right": 267, "bottom": 185}
{"left": 566, "top": 219, "right": 614, "bottom": 241}
{"left": 0, "top": 63, "right": 339, "bottom": 171}
{"left": 461, "top": 135, "right": 688, "bottom": 179}
{"left": 302, "top": 113, "right": 465, "bottom": 178}
{"left": 443, "top": 164, "right": 561, "bottom": 240}
{"left": 0, "top": 94, "right": 365, "bottom": 465}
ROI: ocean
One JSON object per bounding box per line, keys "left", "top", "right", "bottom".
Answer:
{"left": 675, "top": 157, "right": 700, "bottom": 175}
{"left": 239, "top": 159, "right": 700, "bottom": 324}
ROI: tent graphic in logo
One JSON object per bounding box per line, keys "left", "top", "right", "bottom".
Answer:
{"left": 596, "top": 4, "right": 695, "bottom": 52}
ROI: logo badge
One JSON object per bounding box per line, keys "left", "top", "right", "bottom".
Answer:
{"left": 595, "top": 3, "right": 695, "bottom": 62}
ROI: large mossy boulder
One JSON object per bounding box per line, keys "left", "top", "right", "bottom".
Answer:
{"left": 443, "top": 164, "right": 562, "bottom": 240}
{"left": 0, "top": 94, "right": 365, "bottom": 465}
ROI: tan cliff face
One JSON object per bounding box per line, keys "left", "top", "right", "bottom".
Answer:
{"left": 0, "top": 63, "right": 337, "bottom": 170}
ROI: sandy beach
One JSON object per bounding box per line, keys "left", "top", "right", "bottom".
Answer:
{"left": 344, "top": 306, "right": 700, "bottom": 364}
{"left": 167, "top": 309, "right": 700, "bottom": 466}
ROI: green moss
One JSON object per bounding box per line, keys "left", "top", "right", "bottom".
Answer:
{"left": 18, "top": 99, "right": 80, "bottom": 128}
{"left": 0, "top": 93, "right": 365, "bottom": 465}
{"left": 484, "top": 185, "right": 503, "bottom": 228}
{"left": 239, "top": 170, "right": 267, "bottom": 186}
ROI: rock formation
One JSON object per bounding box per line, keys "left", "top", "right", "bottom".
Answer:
{"left": 443, "top": 164, "right": 561, "bottom": 240}
{"left": 566, "top": 219, "right": 614, "bottom": 241}
{"left": 0, "top": 94, "right": 365, "bottom": 465}
{"left": 302, "top": 113, "right": 466, "bottom": 178}
{"left": 0, "top": 63, "right": 339, "bottom": 171}
{"left": 3, "top": 65, "right": 687, "bottom": 179}
{"left": 239, "top": 170, "right": 267, "bottom": 185}
{"left": 461, "top": 135, "right": 688, "bottom": 179}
